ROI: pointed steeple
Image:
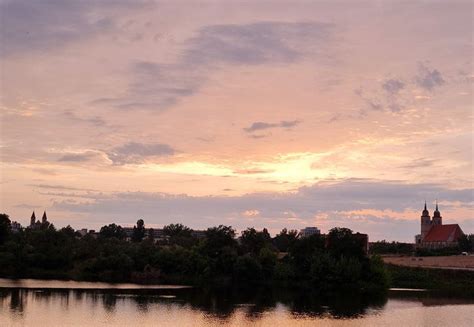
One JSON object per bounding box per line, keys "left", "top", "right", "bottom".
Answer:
{"left": 422, "top": 201, "right": 429, "bottom": 217}
{"left": 30, "top": 211, "right": 36, "bottom": 226}
{"left": 42, "top": 211, "right": 48, "bottom": 224}
{"left": 433, "top": 200, "right": 441, "bottom": 221}
{"left": 420, "top": 201, "right": 432, "bottom": 240}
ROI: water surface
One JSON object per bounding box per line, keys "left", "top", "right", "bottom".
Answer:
{"left": 1, "top": 279, "right": 473, "bottom": 326}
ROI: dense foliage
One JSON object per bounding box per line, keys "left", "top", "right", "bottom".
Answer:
{"left": 458, "top": 234, "right": 474, "bottom": 252}
{"left": 370, "top": 236, "right": 474, "bottom": 256}
{"left": 387, "top": 264, "right": 474, "bottom": 297}
{"left": 0, "top": 213, "right": 11, "bottom": 245}
{"left": 369, "top": 241, "right": 414, "bottom": 255}
{"left": 0, "top": 213, "right": 388, "bottom": 290}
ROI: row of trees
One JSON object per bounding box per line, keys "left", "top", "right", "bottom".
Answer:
{"left": 0, "top": 213, "right": 388, "bottom": 290}
{"left": 459, "top": 234, "right": 474, "bottom": 252}
{"left": 369, "top": 241, "right": 414, "bottom": 255}
{"left": 98, "top": 219, "right": 146, "bottom": 243}
{"left": 369, "top": 236, "right": 474, "bottom": 256}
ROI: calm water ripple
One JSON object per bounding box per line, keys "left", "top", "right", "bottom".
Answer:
{"left": 0, "top": 279, "right": 473, "bottom": 326}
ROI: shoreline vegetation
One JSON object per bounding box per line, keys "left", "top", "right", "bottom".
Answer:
{"left": 387, "top": 264, "right": 474, "bottom": 297}
{"left": 0, "top": 214, "right": 387, "bottom": 292}
{"left": 1, "top": 213, "right": 473, "bottom": 296}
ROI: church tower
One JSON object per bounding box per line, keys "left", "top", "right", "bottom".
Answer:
{"left": 42, "top": 211, "right": 48, "bottom": 224}
{"left": 432, "top": 201, "right": 442, "bottom": 225}
{"left": 30, "top": 211, "right": 36, "bottom": 226}
{"left": 420, "top": 202, "right": 432, "bottom": 240}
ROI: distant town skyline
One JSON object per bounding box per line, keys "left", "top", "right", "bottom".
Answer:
{"left": 8, "top": 199, "right": 470, "bottom": 243}
{"left": 1, "top": 1, "right": 472, "bottom": 242}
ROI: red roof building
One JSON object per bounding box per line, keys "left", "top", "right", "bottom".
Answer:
{"left": 416, "top": 202, "right": 465, "bottom": 249}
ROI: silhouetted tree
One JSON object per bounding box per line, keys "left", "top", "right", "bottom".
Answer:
{"left": 459, "top": 234, "right": 473, "bottom": 252}
{"left": 100, "top": 223, "right": 126, "bottom": 240}
{"left": 60, "top": 225, "right": 76, "bottom": 238}
{"left": 0, "top": 213, "right": 11, "bottom": 244}
{"left": 327, "top": 227, "right": 365, "bottom": 259}
{"left": 240, "top": 227, "right": 272, "bottom": 254}
{"left": 147, "top": 228, "right": 155, "bottom": 242}
{"left": 369, "top": 240, "right": 413, "bottom": 255}
{"left": 203, "top": 225, "right": 236, "bottom": 256}
{"left": 163, "top": 223, "right": 192, "bottom": 237}
{"left": 132, "top": 219, "right": 145, "bottom": 242}
{"left": 258, "top": 247, "right": 277, "bottom": 278}
{"left": 163, "top": 223, "right": 195, "bottom": 246}
{"left": 289, "top": 234, "right": 325, "bottom": 276}
{"left": 273, "top": 228, "right": 298, "bottom": 252}
{"left": 233, "top": 254, "right": 263, "bottom": 282}
{"left": 203, "top": 225, "right": 237, "bottom": 275}
{"left": 0, "top": 211, "right": 388, "bottom": 289}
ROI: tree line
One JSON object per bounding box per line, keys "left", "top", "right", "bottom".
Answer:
{"left": 369, "top": 237, "right": 474, "bottom": 256}
{"left": 0, "top": 213, "right": 388, "bottom": 290}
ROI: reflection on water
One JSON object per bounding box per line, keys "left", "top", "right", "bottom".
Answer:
{"left": 0, "top": 278, "right": 190, "bottom": 290}
{"left": 0, "top": 279, "right": 473, "bottom": 326}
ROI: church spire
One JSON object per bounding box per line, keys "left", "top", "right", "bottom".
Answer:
{"left": 30, "top": 211, "right": 36, "bottom": 226}
{"left": 433, "top": 200, "right": 442, "bottom": 224}
{"left": 422, "top": 201, "right": 429, "bottom": 217}
{"left": 42, "top": 211, "right": 48, "bottom": 224}
{"left": 420, "top": 201, "right": 431, "bottom": 240}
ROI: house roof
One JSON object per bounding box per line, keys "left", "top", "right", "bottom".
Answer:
{"left": 424, "top": 224, "right": 464, "bottom": 242}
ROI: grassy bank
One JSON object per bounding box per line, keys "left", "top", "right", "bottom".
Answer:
{"left": 387, "top": 264, "right": 474, "bottom": 297}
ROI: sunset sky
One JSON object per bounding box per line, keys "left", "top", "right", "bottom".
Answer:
{"left": 1, "top": 0, "right": 472, "bottom": 241}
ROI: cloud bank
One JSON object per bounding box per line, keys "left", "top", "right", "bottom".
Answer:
{"left": 52, "top": 179, "right": 473, "bottom": 241}
{"left": 98, "top": 21, "right": 333, "bottom": 111}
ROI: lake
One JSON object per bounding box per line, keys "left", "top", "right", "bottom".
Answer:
{"left": 1, "top": 279, "right": 473, "bottom": 326}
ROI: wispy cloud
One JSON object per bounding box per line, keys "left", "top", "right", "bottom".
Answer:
{"left": 61, "top": 111, "right": 106, "bottom": 127}
{"left": 183, "top": 22, "right": 331, "bottom": 65}
{"left": 382, "top": 79, "right": 404, "bottom": 94}
{"left": 0, "top": 0, "right": 148, "bottom": 56}
{"left": 243, "top": 120, "right": 301, "bottom": 133}
{"left": 415, "top": 63, "right": 445, "bottom": 91}
{"left": 58, "top": 151, "right": 99, "bottom": 163}
{"left": 100, "top": 21, "right": 333, "bottom": 111}
{"left": 399, "top": 157, "right": 436, "bottom": 169}
{"left": 107, "top": 142, "right": 176, "bottom": 165}
{"left": 233, "top": 169, "right": 274, "bottom": 175}
{"left": 28, "top": 184, "right": 98, "bottom": 192}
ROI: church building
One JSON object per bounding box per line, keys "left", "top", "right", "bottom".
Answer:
{"left": 28, "top": 211, "right": 50, "bottom": 230}
{"left": 415, "top": 202, "right": 465, "bottom": 249}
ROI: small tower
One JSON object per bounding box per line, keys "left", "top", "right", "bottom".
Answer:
{"left": 42, "top": 211, "right": 48, "bottom": 224}
{"left": 30, "top": 211, "right": 36, "bottom": 226}
{"left": 432, "top": 201, "right": 442, "bottom": 225}
{"left": 420, "top": 201, "right": 432, "bottom": 240}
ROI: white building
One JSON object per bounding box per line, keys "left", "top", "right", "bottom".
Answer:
{"left": 11, "top": 221, "right": 22, "bottom": 233}
{"left": 300, "top": 227, "right": 321, "bottom": 238}
{"left": 77, "top": 228, "right": 88, "bottom": 237}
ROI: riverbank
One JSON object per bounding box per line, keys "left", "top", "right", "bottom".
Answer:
{"left": 0, "top": 226, "right": 389, "bottom": 291}
{"left": 386, "top": 264, "right": 474, "bottom": 297}
{"left": 383, "top": 255, "right": 474, "bottom": 271}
